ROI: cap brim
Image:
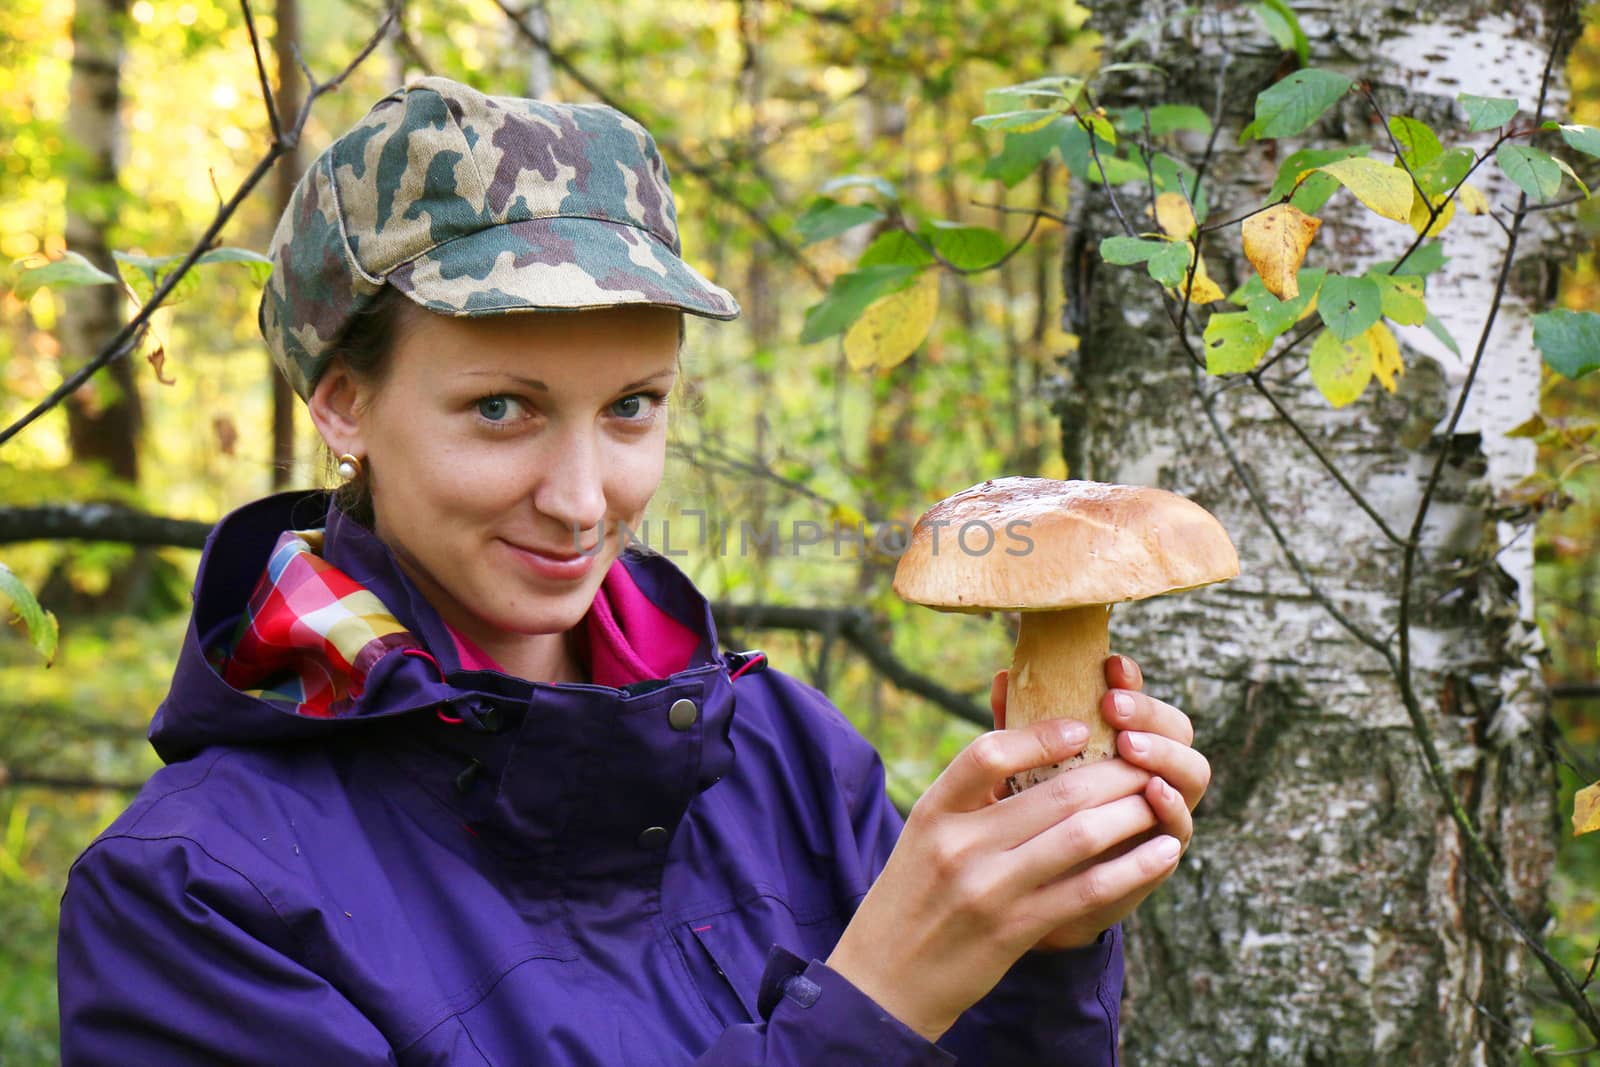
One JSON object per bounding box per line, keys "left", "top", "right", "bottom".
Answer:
{"left": 386, "top": 217, "right": 740, "bottom": 321}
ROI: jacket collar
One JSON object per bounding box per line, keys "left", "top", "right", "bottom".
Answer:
{"left": 151, "top": 491, "right": 743, "bottom": 883}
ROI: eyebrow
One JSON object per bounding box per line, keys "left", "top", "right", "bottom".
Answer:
{"left": 456, "top": 369, "right": 676, "bottom": 392}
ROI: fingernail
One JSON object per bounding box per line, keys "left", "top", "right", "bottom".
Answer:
{"left": 1057, "top": 720, "right": 1090, "bottom": 745}
{"left": 1157, "top": 836, "right": 1182, "bottom": 861}
{"left": 1125, "top": 731, "right": 1149, "bottom": 756}
{"left": 1112, "top": 691, "right": 1135, "bottom": 720}
{"left": 1119, "top": 655, "right": 1138, "bottom": 679}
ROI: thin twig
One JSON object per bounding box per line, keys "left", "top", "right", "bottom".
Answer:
{"left": 240, "top": 0, "right": 282, "bottom": 143}
{"left": 492, "top": 0, "right": 827, "bottom": 291}
{"left": 0, "top": 6, "right": 398, "bottom": 451}
{"left": 1248, "top": 378, "right": 1410, "bottom": 546}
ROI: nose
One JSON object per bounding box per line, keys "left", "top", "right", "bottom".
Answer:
{"left": 534, "top": 426, "right": 608, "bottom": 541}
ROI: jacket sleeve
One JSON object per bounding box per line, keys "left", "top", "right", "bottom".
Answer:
{"left": 691, "top": 709, "right": 1121, "bottom": 1067}
{"left": 58, "top": 834, "right": 401, "bottom": 1067}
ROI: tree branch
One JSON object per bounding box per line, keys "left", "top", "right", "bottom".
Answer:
{"left": 0, "top": 505, "right": 989, "bottom": 727}
{"left": 0, "top": 3, "right": 397, "bottom": 452}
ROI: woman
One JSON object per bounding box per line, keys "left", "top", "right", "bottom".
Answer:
{"left": 57, "top": 77, "right": 1209, "bottom": 1065}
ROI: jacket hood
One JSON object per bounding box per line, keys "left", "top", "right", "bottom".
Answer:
{"left": 149, "top": 490, "right": 726, "bottom": 762}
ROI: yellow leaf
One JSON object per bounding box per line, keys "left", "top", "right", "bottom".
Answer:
{"left": 1167, "top": 245, "right": 1225, "bottom": 305}
{"left": 1457, "top": 183, "right": 1490, "bottom": 215}
{"left": 1315, "top": 157, "right": 1415, "bottom": 223}
{"left": 1039, "top": 451, "right": 1069, "bottom": 480}
{"left": 1367, "top": 321, "right": 1404, "bottom": 392}
{"left": 1575, "top": 780, "right": 1600, "bottom": 836}
{"left": 1242, "top": 204, "right": 1322, "bottom": 299}
{"left": 843, "top": 272, "right": 940, "bottom": 371}
{"left": 1309, "top": 328, "right": 1375, "bottom": 407}
{"left": 829, "top": 501, "right": 866, "bottom": 528}
{"left": 1409, "top": 191, "right": 1455, "bottom": 238}
{"left": 1155, "top": 193, "right": 1197, "bottom": 240}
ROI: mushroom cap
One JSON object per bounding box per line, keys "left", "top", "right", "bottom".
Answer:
{"left": 892, "top": 477, "right": 1239, "bottom": 612}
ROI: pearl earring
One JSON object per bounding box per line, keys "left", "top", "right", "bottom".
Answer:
{"left": 336, "top": 453, "right": 362, "bottom": 482}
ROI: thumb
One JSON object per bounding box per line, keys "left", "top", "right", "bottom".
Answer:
{"left": 990, "top": 669, "right": 1008, "bottom": 731}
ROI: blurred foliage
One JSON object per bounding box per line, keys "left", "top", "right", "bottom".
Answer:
{"left": 1, "top": 0, "right": 1598, "bottom": 1062}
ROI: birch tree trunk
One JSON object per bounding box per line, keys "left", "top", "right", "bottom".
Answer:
{"left": 1067, "top": 3, "right": 1575, "bottom": 1062}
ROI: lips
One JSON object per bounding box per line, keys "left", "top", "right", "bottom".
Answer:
{"left": 501, "top": 538, "right": 602, "bottom": 581}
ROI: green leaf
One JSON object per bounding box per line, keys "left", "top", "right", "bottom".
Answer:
{"left": 1423, "top": 312, "right": 1461, "bottom": 356}
{"left": 981, "top": 121, "right": 1064, "bottom": 187}
{"left": 1496, "top": 144, "right": 1563, "bottom": 202}
{"left": 1458, "top": 93, "right": 1519, "bottom": 132}
{"left": 986, "top": 76, "right": 1086, "bottom": 110}
{"left": 925, "top": 223, "right": 1009, "bottom": 270}
{"left": 0, "top": 562, "right": 58, "bottom": 666}
{"left": 1309, "top": 328, "right": 1375, "bottom": 407}
{"left": 973, "top": 108, "right": 1063, "bottom": 133}
{"left": 1253, "top": 0, "right": 1310, "bottom": 65}
{"left": 1268, "top": 147, "right": 1370, "bottom": 201}
{"left": 1112, "top": 105, "right": 1212, "bottom": 137}
{"left": 1241, "top": 267, "right": 1326, "bottom": 338}
{"left": 1318, "top": 273, "right": 1383, "bottom": 340}
{"left": 1388, "top": 116, "right": 1442, "bottom": 169}
{"left": 1373, "top": 240, "right": 1449, "bottom": 277}
{"left": 1099, "top": 236, "right": 1169, "bottom": 265}
{"left": 1374, "top": 273, "right": 1427, "bottom": 326}
{"left": 1204, "top": 312, "right": 1271, "bottom": 374}
{"left": 1146, "top": 240, "right": 1191, "bottom": 287}
{"left": 1245, "top": 69, "right": 1353, "bottom": 140}
{"left": 113, "top": 250, "right": 203, "bottom": 305}
{"left": 1558, "top": 124, "right": 1600, "bottom": 159}
{"left": 1087, "top": 153, "right": 1148, "bottom": 186}
{"left": 1553, "top": 156, "right": 1591, "bottom": 199}
{"left": 198, "top": 246, "right": 274, "bottom": 287}
{"left": 799, "top": 265, "right": 922, "bottom": 343}
{"left": 796, "top": 200, "right": 886, "bottom": 245}
{"left": 1413, "top": 147, "right": 1474, "bottom": 197}
{"left": 1532, "top": 308, "right": 1600, "bottom": 378}
{"left": 858, "top": 230, "right": 935, "bottom": 269}
{"left": 13, "top": 251, "right": 118, "bottom": 301}
{"left": 820, "top": 174, "right": 898, "bottom": 201}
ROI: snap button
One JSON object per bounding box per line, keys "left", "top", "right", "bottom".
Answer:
{"left": 637, "top": 826, "right": 670, "bottom": 849}
{"left": 668, "top": 698, "right": 698, "bottom": 731}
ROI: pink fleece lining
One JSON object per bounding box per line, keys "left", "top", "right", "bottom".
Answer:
{"left": 445, "top": 558, "right": 701, "bottom": 687}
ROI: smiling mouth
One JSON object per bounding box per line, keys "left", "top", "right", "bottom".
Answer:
{"left": 505, "top": 539, "right": 602, "bottom": 561}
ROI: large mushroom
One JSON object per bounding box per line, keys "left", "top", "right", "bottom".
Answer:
{"left": 893, "top": 477, "right": 1239, "bottom": 789}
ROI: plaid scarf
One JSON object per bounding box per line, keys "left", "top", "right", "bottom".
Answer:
{"left": 210, "top": 530, "right": 422, "bottom": 718}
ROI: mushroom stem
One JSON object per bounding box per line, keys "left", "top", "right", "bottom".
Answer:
{"left": 1005, "top": 604, "right": 1114, "bottom": 789}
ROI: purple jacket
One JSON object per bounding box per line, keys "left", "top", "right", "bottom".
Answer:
{"left": 58, "top": 492, "right": 1121, "bottom": 1065}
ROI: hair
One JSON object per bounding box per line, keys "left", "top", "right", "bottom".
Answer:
{"left": 323, "top": 285, "right": 411, "bottom": 528}
{"left": 321, "top": 287, "right": 689, "bottom": 529}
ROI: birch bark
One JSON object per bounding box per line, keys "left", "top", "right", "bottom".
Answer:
{"left": 1068, "top": 3, "right": 1575, "bottom": 1061}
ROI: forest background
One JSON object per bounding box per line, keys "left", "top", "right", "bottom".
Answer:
{"left": 3, "top": 0, "right": 1600, "bottom": 1063}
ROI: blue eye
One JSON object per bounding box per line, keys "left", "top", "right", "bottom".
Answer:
{"left": 611, "top": 393, "right": 659, "bottom": 420}
{"left": 477, "top": 396, "right": 515, "bottom": 421}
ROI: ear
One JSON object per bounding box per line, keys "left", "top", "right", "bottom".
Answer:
{"left": 306, "top": 363, "right": 369, "bottom": 459}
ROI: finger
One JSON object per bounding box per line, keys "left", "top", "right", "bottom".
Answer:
{"left": 1102, "top": 688, "right": 1195, "bottom": 746}
{"left": 1105, "top": 653, "right": 1143, "bottom": 692}
{"left": 1025, "top": 833, "right": 1182, "bottom": 935}
{"left": 991, "top": 669, "right": 1008, "bottom": 731}
{"left": 1009, "top": 793, "right": 1157, "bottom": 887}
{"left": 1145, "top": 776, "right": 1194, "bottom": 850}
{"left": 979, "top": 757, "right": 1152, "bottom": 847}
{"left": 1117, "top": 730, "right": 1211, "bottom": 810}
{"left": 928, "top": 721, "right": 1090, "bottom": 813}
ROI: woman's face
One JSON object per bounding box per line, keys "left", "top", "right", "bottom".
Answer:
{"left": 315, "top": 304, "right": 681, "bottom": 667}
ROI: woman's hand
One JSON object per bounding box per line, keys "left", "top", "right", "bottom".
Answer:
{"left": 824, "top": 675, "right": 1186, "bottom": 1044}
{"left": 992, "top": 653, "right": 1209, "bottom": 951}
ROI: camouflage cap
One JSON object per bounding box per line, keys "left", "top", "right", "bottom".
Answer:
{"left": 260, "top": 76, "right": 740, "bottom": 398}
